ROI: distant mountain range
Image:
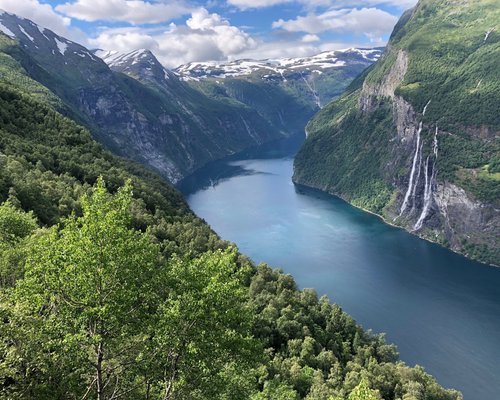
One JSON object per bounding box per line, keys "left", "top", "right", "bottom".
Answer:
{"left": 174, "top": 48, "right": 381, "bottom": 80}
{"left": 0, "top": 9, "right": 380, "bottom": 182}
{"left": 174, "top": 48, "right": 382, "bottom": 109}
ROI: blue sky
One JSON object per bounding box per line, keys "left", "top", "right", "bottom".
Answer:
{"left": 0, "top": 0, "right": 417, "bottom": 67}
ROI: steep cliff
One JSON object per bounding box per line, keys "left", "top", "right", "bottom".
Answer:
{"left": 294, "top": 0, "right": 499, "bottom": 265}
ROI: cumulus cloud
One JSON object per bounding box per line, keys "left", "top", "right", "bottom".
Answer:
{"left": 273, "top": 7, "right": 398, "bottom": 40}
{"left": 227, "top": 0, "right": 416, "bottom": 10}
{"left": 90, "top": 8, "right": 257, "bottom": 68}
{"left": 227, "top": 0, "right": 292, "bottom": 9}
{"left": 56, "top": 0, "right": 193, "bottom": 25}
{"left": 302, "top": 34, "right": 319, "bottom": 42}
{"left": 0, "top": 0, "right": 85, "bottom": 42}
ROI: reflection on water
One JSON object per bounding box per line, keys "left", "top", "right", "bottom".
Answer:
{"left": 178, "top": 134, "right": 500, "bottom": 400}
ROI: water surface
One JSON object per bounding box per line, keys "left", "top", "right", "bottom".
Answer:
{"left": 179, "top": 135, "right": 500, "bottom": 400}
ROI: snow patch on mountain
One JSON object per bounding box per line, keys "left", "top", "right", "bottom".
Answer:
{"left": 95, "top": 49, "right": 155, "bottom": 68}
{"left": 18, "top": 25, "right": 34, "bottom": 42}
{"left": 0, "top": 22, "right": 14, "bottom": 38}
{"left": 54, "top": 37, "right": 68, "bottom": 55}
{"left": 174, "top": 48, "right": 382, "bottom": 81}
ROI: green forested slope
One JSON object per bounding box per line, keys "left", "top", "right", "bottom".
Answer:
{"left": 294, "top": 0, "right": 499, "bottom": 265}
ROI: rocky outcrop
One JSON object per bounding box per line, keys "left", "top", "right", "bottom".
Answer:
{"left": 435, "top": 182, "right": 499, "bottom": 257}
{"left": 359, "top": 50, "right": 408, "bottom": 113}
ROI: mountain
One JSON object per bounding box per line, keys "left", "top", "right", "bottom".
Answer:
{"left": 93, "top": 48, "right": 381, "bottom": 163}
{"left": 173, "top": 49, "right": 382, "bottom": 136}
{"left": 95, "top": 48, "right": 178, "bottom": 88}
{"left": 0, "top": 11, "right": 290, "bottom": 183}
{"left": 293, "top": 0, "right": 500, "bottom": 265}
{"left": 175, "top": 48, "right": 382, "bottom": 108}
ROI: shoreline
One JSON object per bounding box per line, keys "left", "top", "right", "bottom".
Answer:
{"left": 292, "top": 179, "right": 499, "bottom": 269}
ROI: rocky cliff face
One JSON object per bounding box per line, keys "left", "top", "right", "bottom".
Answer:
{"left": 294, "top": 0, "right": 500, "bottom": 265}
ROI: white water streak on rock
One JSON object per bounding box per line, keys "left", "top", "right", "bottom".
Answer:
{"left": 484, "top": 28, "right": 495, "bottom": 42}
{"left": 410, "top": 141, "right": 423, "bottom": 212}
{"left": 302, "top": 74, "right": 321, "bottom": 108}
{"left": 414, "top": 126, "right": 439, "bottom": 230}
{"left": 422, "top": 100, "right": 431, "bottom": 116}
{"left": 398, "top": 100, "right": 431, "bottom": 218}
{"left": 399, "top": 122, "right": 422, "bottom": 216}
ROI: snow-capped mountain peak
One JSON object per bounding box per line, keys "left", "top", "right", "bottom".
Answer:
{"left": 0, "top": 11, "right": 99, "bottom": 61}
{"left": 94, "top": 48, "right": 176, "bottom": 85}
{"left": 94, "top": 48, "right": 155, "bottom": 68}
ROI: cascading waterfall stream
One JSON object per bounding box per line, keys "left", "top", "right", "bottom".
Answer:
{"left": 301, "top": 73, "right": 321, "bottom": 109}
{"left": 410, "top": 141, "right": 423, "bottom": 213}
{"left": 397, "top": 100, "right": 431, "bottom": 218}
{"left": 398, "top": 122, "right": 422, "bottom": 217}
{"left": 414, "top": 126, "right": 439, "bottom": 231}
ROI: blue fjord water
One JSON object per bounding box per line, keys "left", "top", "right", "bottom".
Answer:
{"left": 178, "top": 135, "right": 500, "bottom": 400}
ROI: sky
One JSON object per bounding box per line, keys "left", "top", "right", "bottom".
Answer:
{"left": 0, "top": 0, "right": 417, "bottom": 67}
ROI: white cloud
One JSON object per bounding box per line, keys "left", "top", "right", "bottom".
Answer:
{"left": 273, "top": 7, "right": 398, "bottom": 40}
{"left": 56, "top": 0, "right": 193, "bottom": 25}
{"left": 227, "top": 0, "right": 292, "bottom": 9}
{"left": 234, "top": 37, "right": 368, "bottom": 61}
{"left": 90, "top": 8, "right": 257, "bottom": 68}
{"left": 302, "top": 34, "right": 319, "bottom": 42}
{"left": 227, "top": 0, "right": 416, "bottom": 10}
{"left": 0, "top": 0, "right": 85, "bottom": 41}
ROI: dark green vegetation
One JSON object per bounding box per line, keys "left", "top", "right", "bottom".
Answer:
{"left": 294, "top": 0, "right": 500, "bottom": 265}
{"left": 189, "top": 78, "right": 316, "bottom": 140}
{"left": 0, "top": 40, "right": 461, "bottom": 399}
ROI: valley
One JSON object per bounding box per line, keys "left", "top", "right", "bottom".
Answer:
{"left": 0, "top": 0, "right": 498, "bottom": 399}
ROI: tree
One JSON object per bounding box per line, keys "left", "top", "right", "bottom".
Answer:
{"left": 2, "top": 179, "right": 259, "bottom": 400}
{"left": 0, "top": 200, "right": 37, "bottom": 286}
{"left": 142, "top": 249, "right": 259, "bottom": 400}
{"left": 348, "top": 378, "right": 381, "bottom": 400}
{"left": 12, "top": 178, "right": 161, "bottom": 399}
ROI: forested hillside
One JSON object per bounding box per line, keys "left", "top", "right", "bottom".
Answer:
{"left": 294, "top": 0, "right": 499, "bottom": 265}
{"left": 0, "top": 36, "right": 462, "bottom": 399}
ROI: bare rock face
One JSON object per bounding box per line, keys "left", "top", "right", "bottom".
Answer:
{"left": 435, "top": 182, "right": 499, "bottom": 258}
{"left": 359, "top": 50, "right": 408, "bottom": 113}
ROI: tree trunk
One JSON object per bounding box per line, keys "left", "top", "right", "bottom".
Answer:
{"left": 96, "top": 341, "right": 104, "bottom": 400}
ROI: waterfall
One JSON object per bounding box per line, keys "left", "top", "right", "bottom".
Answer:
{"left": 410, "top": 141, "right": 423, "bottom": 212}
{"left": 414, "top": 126, "right": 438, "bottom": 231}
{"left": 399, "top": 122, "right": 422, "bottom": 216}
{"left": 432, "top": 125, "right": 438, "bottom": 157}
{"left": 484, "top": 27, "right": 495, "bottom": 42}
{"left": 422, "top": 100, "right": 431, "bottom": 116}
{"left": 397, "top": 100, "right": 431, "bottom": 219}
{"left": 301, "top": 74, "right": 321, "bottom": 108}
